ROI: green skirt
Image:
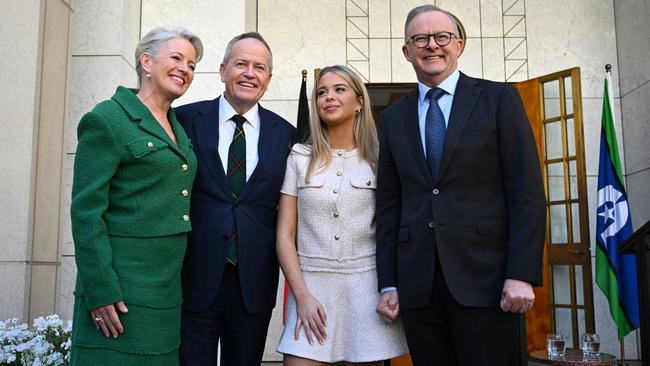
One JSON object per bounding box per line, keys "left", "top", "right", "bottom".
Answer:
{"left": 71, "top": 233, "right": 186, "bottom": 366}
{"left": 71, "top": 346, "right": 178, "bottom": 366}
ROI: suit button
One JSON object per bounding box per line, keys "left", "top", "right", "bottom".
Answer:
{"left": 334, "top": 235, "right": 340, "bottom": 240}
{"left": 333, "top": 188, "right": 338, "bottom": 194}
{"left": 181, "top": 164, "right": 188, "bottom": 171}
{"left": 336, "top": 171, "right": 342, "bottom": 176}
{"left": 182, "top": 214, "right": 190, "bottom": 221}
{"left": 428, "top": 222, "right": 435, "bottom": 229}
{"left": 147, "top": 141, "right": 154, "bottom": 148}
{"left": 333, "top": 211, "right": 339, "bottom": 218}
{"left": 181, "top": 189, "right": 189, "bottom": 197}
{"left": 432, "top": 188, "right": 440, "bottom": 195}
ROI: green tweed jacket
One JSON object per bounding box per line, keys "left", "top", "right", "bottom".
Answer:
{"left": 71, "top": 86, "right": 197, "bottom": 310}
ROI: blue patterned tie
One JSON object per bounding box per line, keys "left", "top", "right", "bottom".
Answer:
{"left": 425, "top": 88, "right": 447, "bottom": 183}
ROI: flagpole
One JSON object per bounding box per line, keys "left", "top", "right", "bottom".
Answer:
{"left": 605, "top": 62, "right": 628, "bottom": 366}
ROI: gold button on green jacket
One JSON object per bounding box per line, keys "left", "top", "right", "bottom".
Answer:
{"left": 70, "top": 86, "right": 197, "bottom": 358}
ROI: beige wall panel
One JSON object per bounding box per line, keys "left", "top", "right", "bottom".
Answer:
{"left": 614, "top": 0, "right": 650, "bottom": 96}
{"left": 141, "top": 0, "right": 245, "bottom": 74}
{"left": 71, "top": 0, "right": 127, "bottom": 55}
{"left": 620, "top": 80, "right": 650, "bottom": 174}
{"left": 61, "top": 154, "right": 74, "bottom": 257}
{"left": 627, "top": 169, "right": 650, "bottom": 229}
{"left": 1, "top": 1, "right": 42, "bottom": 263}
{"left": 66, "top": 56, "right": 136, "bottom": 154}
{"left": 122, "top": 0, "right": 142, "bottom": 66}
{"left": 0, "top": 262, "right": 28, "bottom": 320}
{"left": 390, "top": 39, "right": 416, "bottom": 83}
{"left": 32, "top": 0, "right": 70, "bottom": 263}
{"left": 258, "top": 0, "right": 346, "bottom": 99}
{"left": 457, "top": 38, "right": 482, "bottom": 78}
{"left": 259, "top": 73, "right": 309, "bottom": 102}
{"left": 621, "top": 78, "right": 650, "bottom": 227}
{"left": 256, "top": 100, "right": 298, "bottom": 127}
{"left": 481, "top": 38, "right": 505, "bottom": 81}
{"left": 57, "top": 256, "right": 76, "bottom": 322}
{"left": 368, "top": 0, "right": 390, "bottom": 38}
{"left": 527, "top": 0, "right": 618, "bottom": 99}
{"left": 369, "top": 39, "right": 392, "bottom": 83}
{"left": 438, "top": 0, "right": 480, "bottom": 37}
{"left": 390, "top": 0, "right": 429, "bottom": 38}
{"left": 29, "top": 264, "right": 59, "bottom": 318}
{"left": 479, "top": 0, "right": 503, "bottom": 37}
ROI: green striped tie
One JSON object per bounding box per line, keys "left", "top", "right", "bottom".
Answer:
{"left": 226, "top": 114, "right": 246, "bottom": 264}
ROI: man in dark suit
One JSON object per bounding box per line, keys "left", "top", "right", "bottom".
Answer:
{"left": 375, "top": 5, "right": 546, "bottom": 366}
{"left": 175, "top": 32, "right": 295, "bottom": 366}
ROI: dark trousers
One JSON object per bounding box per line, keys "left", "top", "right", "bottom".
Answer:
{"left": 400, "top": 255, "right": 521, "bottom": 366}
{"left": 179, "top": 264, "right": 273, "bottom": 366}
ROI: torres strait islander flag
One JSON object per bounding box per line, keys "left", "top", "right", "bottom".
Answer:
{"left": 594, "top": 71, "right": 640, "bottom": 338}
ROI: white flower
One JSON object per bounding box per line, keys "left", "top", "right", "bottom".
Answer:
{"left": 0, "top": 314, "right": 72, "bottom": 365}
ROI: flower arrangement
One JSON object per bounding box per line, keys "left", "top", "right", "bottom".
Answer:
{"left": 0, "top": 315, "right": 71, "bottom": 366}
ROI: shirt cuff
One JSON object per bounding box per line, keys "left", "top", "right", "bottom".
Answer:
{"left": 380, "top": 287, "right": 397, "bottom": 293}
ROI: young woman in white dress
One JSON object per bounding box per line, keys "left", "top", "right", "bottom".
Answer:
{"left": 276, "top": 65, "right": 408, "bottom": 366}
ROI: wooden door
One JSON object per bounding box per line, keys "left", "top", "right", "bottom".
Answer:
{"left": 513, "top": 78, "right": 553, "bottom": 352}
{"left": 515, "top": 68, "right": 595, "bottom": 350}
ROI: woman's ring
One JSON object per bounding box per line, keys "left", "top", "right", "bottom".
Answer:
{"left": 94, "top": 317, "right": 104, "bottom": 322}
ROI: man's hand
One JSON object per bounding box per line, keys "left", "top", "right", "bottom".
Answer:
{"left": 500, "top": 279, "right": 535, "bottom": 313}
{"left": 376, "top": 290, "right": 400, "bottom": 322}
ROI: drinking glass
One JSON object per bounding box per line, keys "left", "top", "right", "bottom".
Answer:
{"left": 581, "top": 333, "right": 601, "bottom": 358}
{"left": 546, "top": 333, "right": 566, "bottom": 358}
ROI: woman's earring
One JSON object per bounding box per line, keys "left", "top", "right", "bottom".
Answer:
{"left": 146, "top": 73, "right": 151, "bottom": 78}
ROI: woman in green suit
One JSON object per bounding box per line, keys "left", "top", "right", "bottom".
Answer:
{"left": 70, "top": 27, "right": 203, "bottom": 366}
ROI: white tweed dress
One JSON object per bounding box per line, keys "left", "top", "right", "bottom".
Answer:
{"left": 276, "top": 144, "right": 408, "bottom": 362}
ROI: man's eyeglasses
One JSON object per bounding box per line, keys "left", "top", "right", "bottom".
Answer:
{"left": 407, "top": 32, "right": 456, "bottom": 48}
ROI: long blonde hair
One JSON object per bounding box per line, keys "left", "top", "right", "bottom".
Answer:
{"left": 305, "top": 65, "right": 378, "bottom": 182}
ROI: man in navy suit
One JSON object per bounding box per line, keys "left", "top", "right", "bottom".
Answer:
{"left": 175, "top": 32, "right": 295, "bottom": 366}
{"left": 375, "top": 5, "right": 546, "bottom": 366}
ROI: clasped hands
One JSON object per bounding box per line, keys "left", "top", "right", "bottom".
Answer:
{"left": 90, "top": 301, "right": 129, "bottom": 338}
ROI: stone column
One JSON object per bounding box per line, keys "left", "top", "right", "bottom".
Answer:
{"left": 615, "top": 0, "right": 650, "bottom": 228}
{"left": 59, "top": 0, "right": 142, "bottom": 321}
{"left": 0, "top": 0, "right": 74, "bottom": 322}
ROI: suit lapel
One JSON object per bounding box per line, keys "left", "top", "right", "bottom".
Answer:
{"left": 112, "top": 86, "right": 189, "bottom": 159}
{"left": 439, "top": 73, "right": 481, "bottom": 180}
{"left": 401, "top": 89, "right": 433, "bottom": 185}
{"left": 192, "top": 97, "right": 231, "bottom": 196}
